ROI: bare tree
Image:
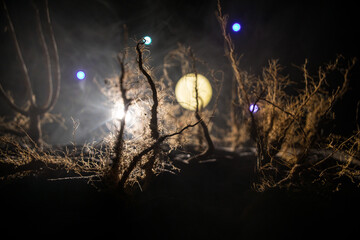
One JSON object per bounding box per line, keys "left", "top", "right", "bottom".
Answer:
{"left": 162, "top": 44, "right": 216, "bottom": 163}
{"left": 107, "top": 52, "right": 132, "bottom": 185}
{"left": 118, "top": 120, "right": 201, "bottom": 191}
{"left": 0, "top": 0, "right": 60, "bottom": 148}
{"left": 105, "top": 39, "right": 162, "bottom": 189}
{"left": 217, "top": 0, "right": 263, "bottom": 169}
{"left": 105, "top": 40, "right": 207, "bottom": 191}
{"left": 187, "top": 50, "right": 214, "bottom": 163}
{"left": 136, "top": 40, "right": 160, "bottom": 185}
{"left": 217, "top": 0, "right": 358, "bottom": 190}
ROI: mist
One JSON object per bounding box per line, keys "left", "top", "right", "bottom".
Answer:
{"left": 1, "top": 1, "right": 360, "bottom": 237}
{"left": 1, "top": 0, "right": 359, "bottom": 144}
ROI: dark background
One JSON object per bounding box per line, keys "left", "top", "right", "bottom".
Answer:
{"left": 0, "top": 0, "right": 359, "bottom": 144}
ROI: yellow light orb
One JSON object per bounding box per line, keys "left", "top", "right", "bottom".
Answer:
{"left": 175, "top": 73, "right": 212, "bottom": 111}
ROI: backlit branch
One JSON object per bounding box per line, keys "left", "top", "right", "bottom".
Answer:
{"left": 136, "top": 41, "right": 159, "bottom": 140}
{"left": 109, "top": 52, "right": 131, "bottom": 181}
{"left": 40, "top": 0, "right": 60, "bottom": 113}
{"left": 118, "top": 120, "right": 201, "bottom": 190}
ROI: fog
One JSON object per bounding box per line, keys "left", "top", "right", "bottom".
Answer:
{"left": 1, "top": 0, "right": 359, "bottom": 144}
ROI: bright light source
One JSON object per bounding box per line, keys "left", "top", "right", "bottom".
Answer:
{"left": 111, "top": 102, "right": 136, "bottom": 124}
{"left": 108, "top": 101, "right": 145, "bottom": 136}
{"left": 76, "top": 70, "right": 85, "bottom": 80}
{"left": 175, "top": 73, "right": 212, "bottom": 111}
{"left": 232, "top": 23, "right": 241, "bottom": 32}
{"left": 249, "top": 104, "right": 259, "bottom": 113}
{"left": 112, "top": 103, "right": 125, "bottom": 120}
{"left": 143, "top": 36, "right": 152, "bottom": 45}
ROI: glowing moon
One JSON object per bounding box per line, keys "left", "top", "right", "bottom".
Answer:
{"left": 175, "top": 73, "right": 212, "bottom": 111}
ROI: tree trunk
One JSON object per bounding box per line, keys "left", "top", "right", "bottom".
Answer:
{"left": 28, "top": 110, "right": 42, "bottom": 148}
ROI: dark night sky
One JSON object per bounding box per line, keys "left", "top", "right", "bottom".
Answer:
{"left": 0, "top": 0, "right": 359, "bottom": 143}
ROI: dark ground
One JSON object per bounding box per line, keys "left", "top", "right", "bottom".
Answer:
{"left": 1, "top": 149, "right": 360, "bottom": 239}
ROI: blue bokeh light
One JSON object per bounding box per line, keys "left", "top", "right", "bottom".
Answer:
{"left": 76, "top": 70, "right": 85, "bottom": 80}
{"left": 143, "top": 36, "right": 152, "bottom": 45}
{"left": 232, "top": 23, "right": 241, "bottom": 32}
{"left": 249, "top": 104, "right": 259, "bottom": 113}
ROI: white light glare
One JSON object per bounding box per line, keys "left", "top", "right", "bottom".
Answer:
{"left": 111, "top": 102, "right": 135, "bottom": 125}
{"left": 112, "top": 104, "right": 125, "bottom": 120}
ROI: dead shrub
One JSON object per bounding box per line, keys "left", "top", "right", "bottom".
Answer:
{"left": 217, "top": 0, "right": 359, "bottom": 190}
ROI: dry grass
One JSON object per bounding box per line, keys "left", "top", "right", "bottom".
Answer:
{"left": 217, "top": 0, "right": 359, "bottom": 191}
{"left": 0, "top": 135, "right": 108, "bottom": 186}
{"left": 1, "top": 1, "right": 359, "bottom": 195}
{"left": 94, "top": 39, "right": 207, "bottom": 192}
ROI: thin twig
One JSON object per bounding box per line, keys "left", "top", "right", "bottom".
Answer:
{"left": 47, "top": 175, "right": 99, "bottom": 181}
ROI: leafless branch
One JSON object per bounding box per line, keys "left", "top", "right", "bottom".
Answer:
{"left": 136, "top": 40, "right": 159, "bottom": 140}
{"left": 118, "top": 120, "right": 201, "bottom": 190}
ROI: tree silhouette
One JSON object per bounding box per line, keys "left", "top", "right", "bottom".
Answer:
{"left": 0, "top": 0, "right": 60, "bottom": 147}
